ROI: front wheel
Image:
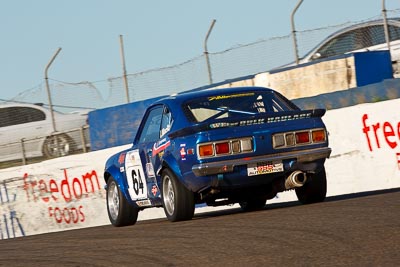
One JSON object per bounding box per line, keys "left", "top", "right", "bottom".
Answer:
{"left": 161, "top": 169, "right": 195, "bottom": 222}
{"left": 295, "top": 167, "right": 327, "bottom": 204}
{"left": 106, "top": 176, "right": 138, "bottom": 227}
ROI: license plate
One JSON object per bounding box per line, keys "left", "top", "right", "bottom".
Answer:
{"left": 247, "top": 161, "right": 284, "bottom": 176}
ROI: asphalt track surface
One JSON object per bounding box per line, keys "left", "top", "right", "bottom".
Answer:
{"left": 0, "top": 189, "right": 399, "bottom": 267}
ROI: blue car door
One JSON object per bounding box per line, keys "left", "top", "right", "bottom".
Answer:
{"left": 126, "top": 105, "right": 173, "bottom": 205}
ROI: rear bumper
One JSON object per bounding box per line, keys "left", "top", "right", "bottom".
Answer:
{"left": 192, "top": 147, "right": 331, "bottom": 177}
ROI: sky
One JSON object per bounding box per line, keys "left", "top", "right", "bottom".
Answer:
{"left": 1, "top": 0, "right": 399, "bottom": 100}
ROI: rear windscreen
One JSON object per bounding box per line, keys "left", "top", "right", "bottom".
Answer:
{"left": 184, "top": 91, "right": 298, "bottom": 122}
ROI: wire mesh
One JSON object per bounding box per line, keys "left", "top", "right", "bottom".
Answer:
{"left": 7, "top": 11, "right": 400, "bottom": 111}
{"left": 1, "top": 9, "right": 399, "bottom": 166}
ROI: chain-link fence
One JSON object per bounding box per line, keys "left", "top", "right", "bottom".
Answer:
{"left": 1, "top": 9, "right": 399, "bottom": 167}
{"left": 8, "top": 11, "right": 400, "bottom": 111}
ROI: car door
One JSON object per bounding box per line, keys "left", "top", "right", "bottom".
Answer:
{"left": 0, "top": 106, "right": 48, "bottom": 162}
{"left": 124, "top": 105, "right": 173, "bottom": 204}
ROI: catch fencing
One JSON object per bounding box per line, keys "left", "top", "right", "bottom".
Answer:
{"left": 9, "top": 11, "right": 400, "bottom": 111}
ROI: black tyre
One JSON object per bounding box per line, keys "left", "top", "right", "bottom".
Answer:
{"left": 43, "top": 134, "right": 74, "bottom": 158}
{"left": 295, "top": 167, "right": 327, "bottom": 204}
{"left": 161, "top": 169, "right": 195, "bottom": 222}
{"left": 106, "top": 176, "right": 138, "bottom": 227}
{"left": 239, "top": 196, "right": 267, "bottom": 212}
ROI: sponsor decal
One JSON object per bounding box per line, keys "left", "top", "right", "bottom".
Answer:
{"left": 208, "top": 92, "right": 254, "bottom": 101}
{"left": 128, "top": 151, "right": 136, "bottom": 163}
{"left": 152, "top": 138, "right": 171, "bottom": 157}
{"left": 1, "top": 180, "right": 25, "bottom": 239}
{"left": 118, "top": 152, "right": 126, "bottom": 165}
{"left": 146, "top": 163, "right": 155, "bottom": 178}
{"left": 120, "top": 167, "right": 125, "bottom": 173}
{"left": 180, "top": 144, "right": 187, "bottom": 160}
{"left": 21, "top": 169, "right": 102, "bottom": 226}
{"left": 136, "top": 199, "right": 152, "bottom": 207}
{"left": 397, "top": 153, "right": 400, "bottom": 170}
{"left": 247, "top": 161, "right": 284, "bottom": 176}
{"left": 362, "top": 113, "right": 400, "bottom": 170}
{"left": 209, "top": 113, "right": 312, "bottom": 129}
{"left": 151, "top": 184, "right": 160, "bottom": 197}
{"left": 209, "top": 121, "right": 240, "bottom": 129}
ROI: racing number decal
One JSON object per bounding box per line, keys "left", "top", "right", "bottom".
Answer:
{"left": 125, "top": 150, "right": 148, "bottom": 200}
{"left": 131, "top": 168, "right": 144, "bottom": 196}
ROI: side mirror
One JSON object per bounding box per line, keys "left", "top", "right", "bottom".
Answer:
{"left": 311, "top": 52, "right": 321, "bottom": 60}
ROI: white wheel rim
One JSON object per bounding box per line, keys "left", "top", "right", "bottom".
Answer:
{"left": 163, "top": 175, "right": 175, "bottom": 216}
{"left": 107, "top": 181, "right": 120, "bottom": 221}
{"left": 46, "top": 136, "right": 70, "bottom": 156}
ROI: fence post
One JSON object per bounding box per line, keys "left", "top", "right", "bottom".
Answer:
{"left": 20, "top": 139, "right": 27, "bottom": 165}
{"left": 119, "top": 35, "right": 130, "bottom": 103}
{"left": 44, "top": 47, "right": 62, "bottom": 133}
{"left": 79, "top": 126, "right": 87, "bottom": 153}
{"left": 291, "top": 0, "right": 304, "bottom": 65}
{"left": 382, "top": 0, "right": 391, "bottom": 57}
{"left": 204, "top": 19, "right": 216, "bottom": 85}
{"left": 44, "top": 48, "right": 62, "bottom": 157}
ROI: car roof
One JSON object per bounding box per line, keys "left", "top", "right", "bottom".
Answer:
{"left": 152, "top": 86, "right": 276, "bottom": 106}
{"left": 0, "top": 102, "right": 47, "bottom": 109}
{"left": 303, "top": 18, "right": 400, "bottom": 59}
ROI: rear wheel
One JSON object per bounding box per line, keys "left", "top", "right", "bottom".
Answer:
{"left": 107, "top": 176, "right": 138, "bottom": 227}
{"left": 239, "top": 196, "right": 267, "bottom": 212}
{"left": 43, "top": 134, "right": 74, "bottom": 158}
{"left": 162, "top": 169, "right": 195, "bottom": 222}
{"left": 295, "top": 167, "right": 327, "bottom": 204}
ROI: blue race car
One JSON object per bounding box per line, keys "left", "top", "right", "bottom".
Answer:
{"left": 104, "top": 87, "right": 331, "bottom": 226}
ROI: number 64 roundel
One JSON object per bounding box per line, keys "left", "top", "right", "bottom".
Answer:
{"left": 125, "top": 150, "right": 148, "bottom": 200}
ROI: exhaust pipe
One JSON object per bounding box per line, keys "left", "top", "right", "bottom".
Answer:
{"left": 285, "top": 171, "right": 307, "bottom": 189}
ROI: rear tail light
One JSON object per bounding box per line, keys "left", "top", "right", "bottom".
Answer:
{"left": 198, "top": 137, "right": 253, "bottom": 159}
{"left": 285, "top": 133, "right": 295, "bottom": 146}
{"left": 295, "top": 131, "right": 310, "bottom": 144}
{"left": 273, "top": 128, "right": 326, "bottom": 149}
{"left": 312, "top": 129, "right": 326, "bottom": 142}
{"left": 241, "top": 138, "right": 253, "bottom": 152}
{"left": 199, "top": 144, "right": 214, "bottom": 157}
{"left": 215, "top": 142, "right": 230, "bottom": 155}
{"left": 231, "top": 140, "right": 241, "bottom": 153}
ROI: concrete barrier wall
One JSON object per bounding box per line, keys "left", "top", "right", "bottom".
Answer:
{"left": 256, "top": 56, "right": 357, "bottom": 99}
{"left": 212, "top": 51, "right": 392, "bottom": 99}
{"left": 1, "top": 98, "right": 399, "bottom": 240}
{"left": 293, "top": 78, "right": 400, "bottom": 110}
